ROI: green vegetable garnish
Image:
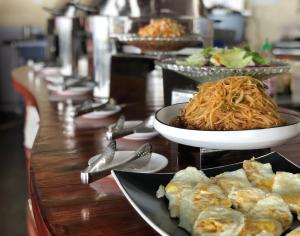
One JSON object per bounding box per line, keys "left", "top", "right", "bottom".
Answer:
{"left": 176, "top": 47, "right": 270, "bottom": 68}
{"left": 231, "top": 93, "right": 240, "bottom": 102}
{"left": 230, "top": 106, "right": 237, "bottom": 112}
{"left": 231, "top": 91, "right": 244, "bottom": 104}
{"left": 244, "top": 45, "right": 270, "bottom": 65}
{"left": 222, "top": 103, "right": 237, "bottom": 112}
{"left": 203, "top": 47, "right": 214, "bottom": 57}
{"left": 176, "top": 52, "right": 206, "bottom": 67}
{"left": 243, "top": 45, "right": 251, "bottom": 52}
{"left": 256, "top": 81, "right": 268, "bottom": 90}
{"left": 218, "top": 48, "right": 254, "bottom": 69}
{"left": 249, "top": 52, "right": 269, "bottom": 65}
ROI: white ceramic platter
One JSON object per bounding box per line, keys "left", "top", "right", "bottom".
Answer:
{"left": 114, "top": 151, "right": 168, "bottom": 173}
{"left": 109, "top": 120, "right": 159, "bottom": 140}
{"left": 39, "top": 67, "right": 61, "bottom": 77}
{"left": 154, "top": 103, "right": 300, "bottom": 150}
{"left": 47, "top": 83, "right": 94, "bottom": 96}
{"left": 44, "top": 75, "right": 65, "bottom": 84}
{"left": 81, "top": 105, "right": 122, "bottom": 119}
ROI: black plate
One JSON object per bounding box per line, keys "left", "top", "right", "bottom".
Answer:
{"left": 112, "top": 152, "right": 300, "bottom": 236}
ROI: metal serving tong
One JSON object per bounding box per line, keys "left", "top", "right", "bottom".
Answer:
{"left": 70, "top": 98, "right": 116, "bottom": 118}
{"left": 61, "top": 78, "right": 95, "bottom": 91}
{"left": 87, "top": 141, "right": 116, "bottom": 169}
{"left": 81, "top": 143, "right": 152, "bottom": 184}
{"left": 106, "top": 115, "right": 155, "bottom": 140}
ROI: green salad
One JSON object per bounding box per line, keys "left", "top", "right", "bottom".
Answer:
{"left": 176, "top": 47, "right": 270, "bottom": 69}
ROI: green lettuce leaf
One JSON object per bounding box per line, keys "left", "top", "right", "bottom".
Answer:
{"left": 244, "top": 46, "right": 270, "bottom": 65}
{"left": 219, "top": 48, "right": 254, "bottom": 69}
{"left": 202, "top": 47, "right": 214, "bottom": 57}
{"left": 250, "top": 52, "right": 270, "bottom": 65}
{"left": 176, "top": 52, "right": 206, "bottom": 67}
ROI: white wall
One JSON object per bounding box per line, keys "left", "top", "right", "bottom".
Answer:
{"left": 0, "top": 0, "right": 50, "bottom": 27}
{"left": 0, "top": 0, "right": 96, "bottom": 27}
{"left": 246, "top": 0, "right": 300, "bottom": 48}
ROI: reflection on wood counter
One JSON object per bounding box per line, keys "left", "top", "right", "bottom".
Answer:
{"left": 12, "top": 66, "right": 300, "bottom": 236}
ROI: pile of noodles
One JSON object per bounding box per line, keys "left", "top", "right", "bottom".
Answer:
{"left": 179, "top": 76, "right": 283, "bottom": 131}
{"left": 138, "top": 18, "right": 186, "bottom": 37}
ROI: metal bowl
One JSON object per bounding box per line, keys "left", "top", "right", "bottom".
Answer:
{"left": 113, "top": 33, "right": 203, "bottom": 52}
{"left": 156, "top": 57, "right": 291, "bottom": 82}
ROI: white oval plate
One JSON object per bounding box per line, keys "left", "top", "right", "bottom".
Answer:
{"left": 47, "top": 84, "right": 94, "bottom": 96}
{"left": 154, "top": 103, "right": 300, "bottom": 150}
{"left": 110, "top": 120, "right": 159, "bottom": 140}
{"left": 45, "top": 75, "right": 64, "bottom": 84}
{"left": 40, "top": 67, "right": 61, "bottom": 76}
{"left": 114, "top": 151, "right": 168, "bottom": 173}
{"left": 81, "top": 105, "right": 122, "bottom": 119}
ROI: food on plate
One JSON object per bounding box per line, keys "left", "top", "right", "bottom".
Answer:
{"left": 175, "top": 76, "right": 283, "bottom": 131}
{"left": 228, "top": 187, "right": 266, "bottom": 213}
{"left": 272, "top": 171, "right": 300, "bottom": 212}
{"left": 179, "top": 183, "right": 231, "bottom": 232}
{"left": 158, "top": 159, "right": 298, "bottom": 235}
{"left": 239, "top": 217, "right": 283, "bottom": 236}
{"left": 176, "top": 47, "right": 270, "bottom": 69}
{"left": 138, "top": 18, "right": 186, "bottom": 37}
{"left": 193, "top": 207, "right": 245, "bottom": 236}
{"left": 164, "top": 167, "right": 210, "bottom": 217}
{"left": 213, "top": 169, "right": 251, "bottom": 195}
{"left": 287, "top": 226, "right": 300, "bottom": 236}
{"left": 176, "top": 52, "right": 207, "bottom": 67}
{"left": 243, "top": 159, "right": 275, "bottom": 191}
{"left": 249, "top": 194, "right": 293, "bottom": 230}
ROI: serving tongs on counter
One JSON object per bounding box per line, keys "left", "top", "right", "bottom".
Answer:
{"left": 81, "top": 142, "right": 152, "bottom": 184}
{"left": 106, "top": 115, "right": 155, "bottom": 140}
{"left": 69, "top": 98, "right": 116, "bottom": 118}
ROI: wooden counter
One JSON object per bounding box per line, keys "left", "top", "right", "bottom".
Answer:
{"left": 12, "top": 66, "right": 300, "bottom": 236}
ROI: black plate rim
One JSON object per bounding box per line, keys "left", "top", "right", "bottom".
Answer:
{"left": 111, "top": 170, "right": 170, "bottom": 236}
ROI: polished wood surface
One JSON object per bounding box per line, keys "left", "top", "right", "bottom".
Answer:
{"left": 12, "top": 66, "right": 300, "bottom": 236}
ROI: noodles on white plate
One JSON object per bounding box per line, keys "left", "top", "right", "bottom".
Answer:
{"left": 176, "top": 76, "right": 283, "bottom": 131}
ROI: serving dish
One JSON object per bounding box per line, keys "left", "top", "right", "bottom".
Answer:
{"left": 108, "top": 120, "right": 159, "bottom": 140}
{"left": 154, "top": 103, "right": 300, "bottom": 150}
{"left": 47, "top": 83, "right": 94, "bottom": 96}
{"left": 81, "top": 105, "right": 122, "bottom": 119}
{"left": 111, "top": 16, "right": 212, "bottom": 54}
{"left": 115, "top": 151, "right": 168, "bottom": 173}
{"left": 114, "top": 34, "right": 202, "bottom": 52}
{"left": 156, "top": 58, "right": 290, "bottom": 81}
{"left": 112, "top": 152, "right": 300, "bottom": 236}
{"left": 44, "top": 75, "right": 65, "bottom": 84}
{"left": 39, "top": 67, "right": 61, "bottom": 77}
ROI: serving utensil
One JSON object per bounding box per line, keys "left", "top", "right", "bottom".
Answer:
{"left": 109, "top": 115, "right": 125, "bottom": 132}
{"left": 61, "top": 79, "right": 95, "bottom": 91}
{"left": 81, "top": 143, "right": 152, "bottom": 184}
{"left": 87, "top": 141, "right": 116, "bottom": 167}
{"left": 70, "top": 98, "right": 116, "bottom": 118}
{"left": 106, "top": 115, "right": 155, "bottom": 140}
{"left": 117, "top": 150, "right": 152, "bottom": 170}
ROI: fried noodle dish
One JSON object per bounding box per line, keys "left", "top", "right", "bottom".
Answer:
{"left": 176, "top": 76, "right": 283, "bottom": 131}
{"left": 138, "top": 18, "right": 186, "bottom": 37}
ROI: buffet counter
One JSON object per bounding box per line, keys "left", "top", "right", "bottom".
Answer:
{"left": 12, "top": 66, "right": 300, "bottom": 236}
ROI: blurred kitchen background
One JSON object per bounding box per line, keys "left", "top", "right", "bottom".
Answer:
{"left": 0, "top": 0, "right": 300, "bottom": 113}
{"left": 2, "top": 0, "right": 300, "bottom": 113}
